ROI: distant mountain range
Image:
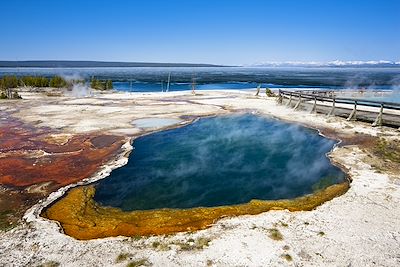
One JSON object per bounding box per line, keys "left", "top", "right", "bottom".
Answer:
{"left": 0, "top": 60, "right": 225, "bottom": 68}
{"left": 249, "top": 60, "right": 400, "bottom": 68}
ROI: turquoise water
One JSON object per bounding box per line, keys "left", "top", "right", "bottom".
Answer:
{"left": 132, "top": 118, "right": 182, "bottom": 128}
{"left": 94, "top": 114, "right": 346, "bottom": 211}
{"left": 335, "top": 90, "right": 400, "bottom": 103}
{"left": 357, "top": 92, "right": 400, "bottom": 103}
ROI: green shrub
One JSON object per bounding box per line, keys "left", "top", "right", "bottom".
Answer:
{"left": 49, "top": 76, "right": 67, "bottom": 88}
{"left": 266, "top": 88, "right": 275, "bottom": 97}
{"left": 0, "top": 76, "right": 19, "bottom": 89}
{"left": 20, "top": 76, "right": 50, "bottom": 87}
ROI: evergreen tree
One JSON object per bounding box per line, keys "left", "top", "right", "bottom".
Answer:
{"left": 90, "top": 78, "right": 99, "bottom": 89}
{"left": 106, "top": 80, "right": 113, "bottom": 90}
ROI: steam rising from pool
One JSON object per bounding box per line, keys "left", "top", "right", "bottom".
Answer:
{"left": 94, "top": 114, "right": 345, "bottom": 210}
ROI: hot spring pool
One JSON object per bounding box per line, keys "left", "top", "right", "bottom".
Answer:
{"left": 94, "top": 114, "right": 346, "bottom": 211}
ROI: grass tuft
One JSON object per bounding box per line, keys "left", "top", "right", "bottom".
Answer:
{"left": 195, "top": 237, "right": 211, "bottom": 248}
{"left": 37, "top": 261, "right": 60, "bottom": 267}
{"left": 126, "top": 258, "right": 150, "bottom": 267}
{"left": 281, "top": 253, "right": 293, "bottom": 262}
{"left": 172, "top": 237, "right": 212, "bottom": 251}
{"left": 116, "top": 253, "right": 133, "bottom": 263}
{"left": 374, "top": 138, "right": 400, "bottom": 163}
{"left": 268, "top": 228, "right": 283, "bottom": 241}
{"left": 279, "top": 221, "right": 288, "bottom": 227}
{"left": 131, "top": 235, "right": 142, "bottom": 241}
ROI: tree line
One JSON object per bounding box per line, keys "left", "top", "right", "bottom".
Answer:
{"left": 0, "top": 75, "right": 71, "bottom": 89}
{"left": 0, "top": 75, "right": 114, "bottom": 99}
{"left": 0, "top": 75, "right": 113, "bottom": 90}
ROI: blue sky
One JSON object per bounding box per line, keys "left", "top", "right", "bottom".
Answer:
{"left": 0, "top": 0, "right": 399, "bottom": 65}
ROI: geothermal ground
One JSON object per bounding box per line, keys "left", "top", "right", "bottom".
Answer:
{"left": 0, "top": 89, "right": 399, "bottom": 266}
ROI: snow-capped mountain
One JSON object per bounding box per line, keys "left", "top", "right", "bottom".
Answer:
{"left": 249, "top": 60, "right": 400, "bottom": 68}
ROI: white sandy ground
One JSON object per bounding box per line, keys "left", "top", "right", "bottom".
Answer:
{"left": 0, "top": 90, "right": 399, "bottom": 266}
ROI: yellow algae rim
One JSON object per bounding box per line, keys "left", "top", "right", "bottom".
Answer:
{"left": 42, "top": 180, "right": 349, "bottom": 240}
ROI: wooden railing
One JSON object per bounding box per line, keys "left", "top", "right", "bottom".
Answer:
{"left": 278, "top": 89, "right": 400, "bottom": 127}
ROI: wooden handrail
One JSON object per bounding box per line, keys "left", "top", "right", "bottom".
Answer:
{"left": 277, "top": 89, "right": 400, "bottom": 127}
{"left": 279, "top": 89, "right": 400, "bottom": 111}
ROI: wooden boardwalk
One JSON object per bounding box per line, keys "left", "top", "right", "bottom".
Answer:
{"left": 278, "top": 89, "right": 400, "bottom": 128}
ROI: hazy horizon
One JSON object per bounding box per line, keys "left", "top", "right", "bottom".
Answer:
{"left": 0, "top": 59, "right": 400, "bottom": 68}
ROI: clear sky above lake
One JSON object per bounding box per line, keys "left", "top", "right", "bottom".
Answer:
{"left": 0, "top": 0, "right": 399, "bottom": 65}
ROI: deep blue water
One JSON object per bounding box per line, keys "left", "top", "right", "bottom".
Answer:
{"left": 1, "top": 66, "right": 398, "bottom": 87}
{"left": 94, "top": 114, "right": 346, "bottom": 211}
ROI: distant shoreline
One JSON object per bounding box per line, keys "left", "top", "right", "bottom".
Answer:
{"left": 0, "top": 60, "right": 228, "bottom": 68}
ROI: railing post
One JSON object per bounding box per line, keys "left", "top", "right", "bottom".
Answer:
{"left": 255, "top": 84, "right": 260, "bottom": 96}
{"left": 347, "top": 101, "right": 357, "bottom": 121}
{"left": 294, "top": 94, "right": 302, "bottom": 110}
{"left": 328, "top": 97, "right": 336, "bottom": 116}
{"left": 277, "top": 89, "right": 282, "bottom": 104}
{"left": 286, "top": 93, "right": 292, "bottom": 107}
{"left": 372, "top": 104, "right": 384, "bottom": 127}
{"left": 311, "top": 96, "right": 317, "bottom": 114}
